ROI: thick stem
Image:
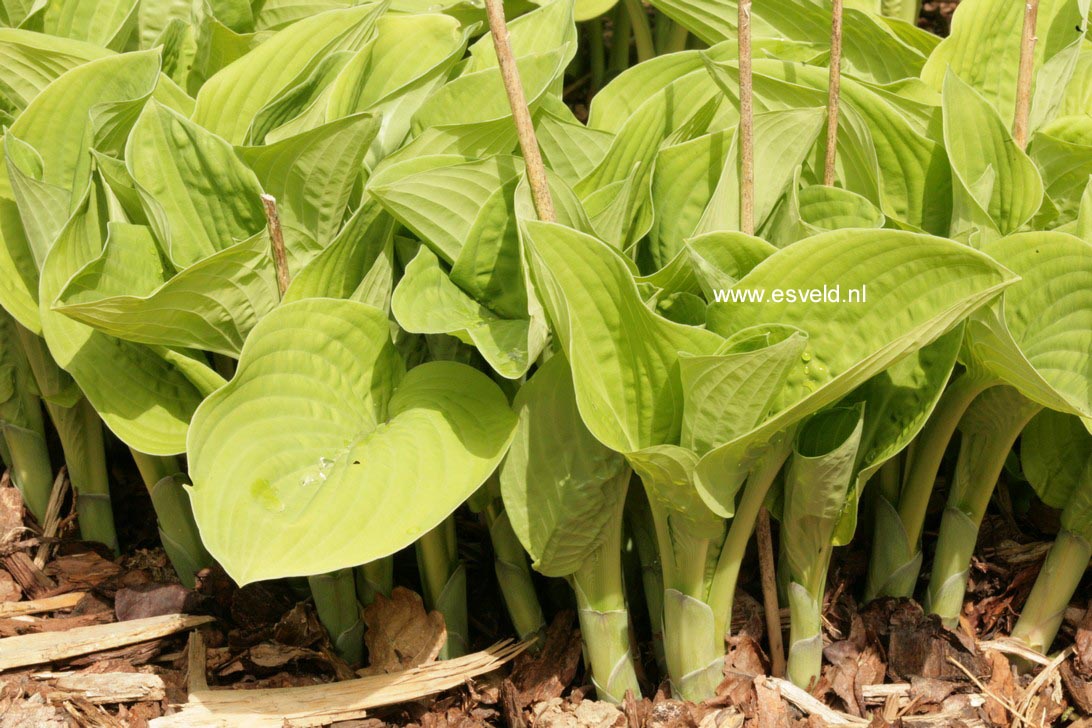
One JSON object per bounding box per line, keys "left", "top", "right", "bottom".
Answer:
{"left": 737, "top": 0, "right": 755, "bottom": 235}
{"left": 645, "top": 491, "right": 721, "bottom": 700}
{"left": 1012, "top": 0, "right": 1040, "bottom": 150}
{"left": 483, "top": 0, "right": 556, "bottom": 223}
{"left": 416, "top": 518, "right": 467, "bottom": 657}
{"left": 786, "top": 580, "right": 824, "bottom": 689}
{"left": 622, "top": 0, "right": 655, "bottom": 62}
{"left": 823, "top": 0, "right": 843, "bottom": 187}
{"left": 1011, "top": 529, "right": 1091, "bottom": 654}
{"left": 626, "top": 487, "right": 666, "bottom": 674}
{"left": 485, "top": 505, "right": 546, "bottom": 644}
{"left": 571, "top": 491, "right": 641, "bottom": 703}
{"left": 130, "top": 450, "right": 212, "bottom": 588}
{"left": 665, "top": 22, "right": 689, "bottom": 54}
{"left": 867, "top": 374, "right": 994, "bottom": 600}
{"left": 354, "top": 557, "right": 393, "bottom": 607}
{"left": 609, "top": 4, "right": 632, "bottom": 74}
{"left": 924, "top": 393, "right": 1041, "bottom": 625}
{"left": 588, "top": 20, "right": 606, "bottom": 92}
{"left": 13, "top": 327, "right": 117, "bottom": 551}
{"left": 47, "top": 398, "right": 116, "bottom": 551}
{"left": 308, "top": 569, "right": 365, "bottom": 665}
{"left": 1, "top": 425, "right": 53, "bottom": 524}
{"left": 707, "top": 442, "right": 791, "bottom": 641}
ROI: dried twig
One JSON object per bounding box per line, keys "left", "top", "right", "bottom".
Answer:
{"left": 823, "top": 0, "right": 844, "bottom": 186}
{"left": 761, "top": 676, "right": 868, "bottom": 725}
{"left": 946, "top": 655, "right": 1027, "bottom": 727}
{"left": 34, "top": 468, "right": 70, "bottom": 569}
{"left": 186, "top": 630, "right": 208, "bottom": 694}
{"left": 151, "top": 639, "right": 529, "bottom": 727}
{"left": 0, "top": 614, "right": 213, "bottom": 671}
{"left": 738, "top": 0, "right": 755, "bottom": 235}
{"left": 755, "top": 508, "right": 785, "bottom": 678}
{"left": 260, "top": 194, "right": 291, "bottom": 297}
{"left": 1012, "top": 0, "right": 1040, "bottom": 149}
{"left": 483, "top": 0, "right": 556, "bottom": 223}
{"left": 0, "top": 592, "right": 85, "bottom": 617}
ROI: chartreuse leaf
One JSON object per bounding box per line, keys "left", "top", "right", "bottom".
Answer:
{"left": 732, "top": 59, "right": 951, "bottom": 234}
{"left": 256, "top": 0, "right": 352, "bottom": 30}
{"left": 284, "top": 197, "right": 395, "bottom": 304}
{"left": 192, "top": 4, "right": 384, "bottom": 144}
{"left": 1022, "top": 410, "right": 1092, "bottom": 511}
{"left": 500, "top": 354, "right": 629, "bottom": 577}
{"left": 369, "top": 154, "right": 520, "bottom": 264}
{"left": 782, "top": 403, "right": 864, "bottom": 688}
{"left": 393, "top": 246, "right": 548, "bottom": 380}
{"left": 0, "top": 51, "right": 160, "bottom": 334}
{"left": 648, "top": 0, "right": 925, "bottom": 83}
{"left": 694, "top": 229, "right": 1016, "bottom": 514}
{"left": 1030, "top": 116, "right": 1092, "bottom": 225}
{"left": 693, "top": 107, "right": 826, "bottom": 237}
{"left": 376, "top": 155, "right": 549, "bottom": 378}
{"left": 127, "top": 100, "right": 266, "bottom": 268}
{"left": 942, "top": 73, "right": 1043, "bottom": 242}
{"left": 187, "top": 298, "right": 517, "bottom": 585}
{"left": 238, "top": 113, "right": 380, "bottom": 246}
{"left": 0, "top": 29, "right": 109, "bottom": 114}
{"left": 766, "top": 179, "right": 885, "bottom": 247}
{"left": 921, "top": 0, "right": 1088, "bottom": 128}
{"left": 831, "top": 325, "right": 964, "bottom": 545}
{"left": 8, "top": 49, "right": 160, "bottom": 225}
{"left": 325, "top": 13, "right": 469, "bottom": 162}
{"left": 43, "top": 0, "right": 139, "bottom": 51}
{"left": 0, "top": 156, "right": 40, "bottom": 332}
{"left": 522, "top": 221, "right": 723, "bottom": 453}
{"left": 53, "top": 228, "right": 279, "bottom": 357}
{"left": 964, "top": 232, "right": 1092, "bottom": 417}
{"left": 39, "top": 182, "right": 213, "bottom": 455}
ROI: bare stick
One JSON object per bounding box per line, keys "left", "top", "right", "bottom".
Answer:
{"left": 483, "top": 0, "right": 556, "bottom": 223}
{"left": 756, "top": 508, "right": 785, "bottom": 678}
{"left": 823, "top": 0, "right": 844, "bottom": 186}
{"left": 1013, "top": 0, "right": 1040, "bottom": 150}
{"left": 260, "top": 194, "right": 291, "bottom": 298}
{"left": 738, "top": 0, "right": 755, "bottom": 235}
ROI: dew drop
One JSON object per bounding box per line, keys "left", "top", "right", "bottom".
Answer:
{"left": 250, "top": 479, "right": 285, "bottom": 512}
{"left": 801, "top": 351, "right": 812, "bottom": 362}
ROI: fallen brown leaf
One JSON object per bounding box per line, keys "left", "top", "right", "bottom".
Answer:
{"left": 823, "top": 615, "right": 885, "bottom": 717}
{"left": 981, "top": 650, "right": 1017, "bottom": 726}
{"left": 360, "top": 587, "right": 445, "bottom": 676}
{"left": 115, "top": 583, "right": 198, "bottom": 622}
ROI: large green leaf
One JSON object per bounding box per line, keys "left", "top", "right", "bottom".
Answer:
{"left": 965, "top": 232, "right": 1092, "bottom": 417}
{"left": 187, "top": 298, "right": 517, "bottom": 584}
{"left": 499, "top": 354, "right": 630, "bottom": 577}
{"left": 648, "top": 0, "right": 925, "bottom": 83}
{"left": 0, "top": 29, "right": 109, "bottom": 115}
{"left": 942, "top": 73, "right": 1043, "bottom": 241}
{"left": 238, "top": 113, "right": 379, "bottom": 246}
{"left": 43, "top": 0, "right": 139, "bottom": 51}
{"left": 191, "top": 4, "right": 384, "bottom": 143}
{"left": 921, "top": 0, "right": 1088, "bottom": 129}
{"left": 53, "top": 228, "right": 278, "bottom": 357}
{"left": 39, "top": 182, "right": 214, "bottom": 455}
{"left": 694, "top": 228, "right": 1016, "bottom": 513}
{"left": 1030, "top": 116, "right": 1092, "bottom": 225}
{"left": 392, "top": 246, "right": 548, "bottom": 380}
{"left": 127, "top": 100, "right": 266, "bottom": 268}
{"left": 1021, "top": 409, "right": 1092, "bottom": 511}
{"left": 782, "top": 405, "right": 865, "bottom": 590}
{"left": 522, "top": 220, "right": 723, "bottom": 453}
